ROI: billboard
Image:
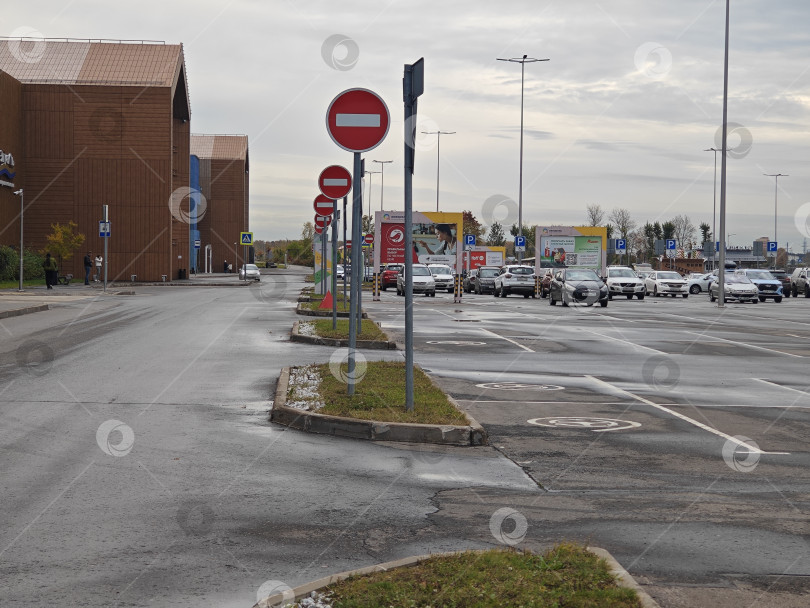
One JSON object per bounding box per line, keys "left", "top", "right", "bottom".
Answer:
{"left": 534, "top": 226, "right": 607, "bottom": 275}
{"left": 374, "top": 211, "right": 464, "bottom": 273}
{"left": 469, "top": 246, "right": 506, "bottom": 270}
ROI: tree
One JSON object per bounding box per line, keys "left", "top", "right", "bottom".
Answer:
{"left": 671, "top": 214, "right": 696, "bottom": 248}
{"left": 487, "top": 221, "right": 506, "bottom": 246}
{"left": 643, "top": 222, "right": 656, "bottom": 259}
{"left": 301, "top": 222, "right": 314, "bottom": 242}
{"left": 661, "top": 221, "right": 675, "bottom": 240}
{"left": 608, "top": 208, "right": 636, "bottom": 239}
{"left": 585, "top": 204, "right": 604, "bottom": 227}
{"left": 362, "top": 215, "right": 373, "bottom": 234}
{"left": 44, "top": 221, "right": 85, "bottom": 269}
{"left": 699, "top": 222, "right": 711, "bottom": 244}
{"left": 462, "top": 210, "right": 485, "bottom": 240}
{"left": 776, "top": 248, "right": 788, "bottom": 268}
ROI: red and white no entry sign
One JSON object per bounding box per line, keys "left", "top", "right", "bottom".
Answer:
{"left": 364, "top": 234, "right": 374, "bottom": 244}
{"left": 314, "top": 225, "right": 324, "bottom": 235}
{"left": 314, "top": 194, "right": 336, "bottom": 217}
{"left": 326, "top": 88, "right": 390, "bottom": 153}
{"left": 318, "top": 165, "right": 352, "bottom": 199}
{"left": 314, "top": 214, "right": 332, "bottom": 228}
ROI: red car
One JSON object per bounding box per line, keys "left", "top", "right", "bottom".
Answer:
{"left": 380, "top": 263, "right": 403, "bottom": 290}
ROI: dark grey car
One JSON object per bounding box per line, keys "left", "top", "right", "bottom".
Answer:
{"left": 548, "top": 268, "right": 608, "bottom": 307}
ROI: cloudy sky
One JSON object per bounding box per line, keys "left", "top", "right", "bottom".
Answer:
{"left": 9, "top": 1, "right": 810, "bottom": 251}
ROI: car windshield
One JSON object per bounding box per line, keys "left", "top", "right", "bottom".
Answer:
{"left": 566, "top": 270, "right": 600, "bottom": 281}
{"left": 479, "top": 269, "right": 499, "bottom": 277}
{"left": 657, "top": 272, "right": 681, "bottom": 280}
{"left": 430, "top": 266, "right": 452, "bottom": 275}
{"left": 245, "top": 265, "right": 258, "bottom": 271}
{"left": 412, "top": 266, "right": 431, "bottom": 276}
{"left": 609, "top": 269, "right": 636, "bottom": 277}
{"left": 386, "top": 264, "right": 402, "bottom": 271}
{"left": 745, "top": 270, "right": 774, "bottom": 280}
{"left": 509, "top": 267, "right": 533, "bottom": 275}
{"left": 726, "top": 274, "right": 752, "bottom": 284}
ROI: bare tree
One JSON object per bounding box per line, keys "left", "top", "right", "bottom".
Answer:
{"left": 608, "top": 208, "right": 636, "bottom": 238}
{"left": 586, "top": 204, "right": 605, "bottom": 227}
{"left": 671, "top": 214, "right": 696, "bottom": 248}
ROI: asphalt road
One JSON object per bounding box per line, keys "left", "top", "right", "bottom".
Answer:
{"left": 368, "top": 287, "right": 810, "bottom": 607}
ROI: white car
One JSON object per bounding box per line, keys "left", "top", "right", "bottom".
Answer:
{"left": 605, "top": 266, "right": 645, "bottom": 300}
{"left": 686, "top": 272, "right": 713, "bottom": 294}
{"left": 427, "top": 264, "right": 454, "bottom": 293}
{"left": 396, "top": 263, "right": 436, "bottom": 297}
{"left": 493, "top": 265, "right": 536, "bottom": 298}
{"left": 645, "top": 270, "right": 687, "bottom": 298}
{"left": 709, "top": 273, "right": 758, "bottom": 303}
{"left": 239, "top": 263, "right": 261, "bottom": 281}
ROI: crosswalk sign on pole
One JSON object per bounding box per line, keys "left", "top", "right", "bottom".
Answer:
{"left": 240, "top": 232, "right": 253, "bottom": 245}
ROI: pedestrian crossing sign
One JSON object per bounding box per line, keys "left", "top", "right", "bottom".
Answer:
{"left": 240, "top": 232, "right": 253, "bottom": 245}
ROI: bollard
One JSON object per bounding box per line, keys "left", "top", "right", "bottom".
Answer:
{"left": 535, "top": 276, "right": 541, "bottom": 298}
{"left": 454, "top": 274, "right": 463, "bottom": 303}
{"left": 373, "top": 272, "right": 380, "bottom": 301}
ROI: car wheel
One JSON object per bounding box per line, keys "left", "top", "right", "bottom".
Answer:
{"left": 775, "top": 296, "right": 782, "bottom": 303}
{"left": 382, "top": 284, "right": 387, "bottom": 291}
{"left": 447, "top": 288, "right": 453, "bottom": 293}
{"left": 531, "top": 293, "right": 536, "bottom": 299}
{"left": 784, "top": 289, "right": 790, "bottom": 298}
{"left": 793, "top": 286, "right": 798, "bottom": 297}
{"left": 500, "top": 287, "right": 507, "bottom": 298}
{"left": 608, "top": 292, "right": 613, "bottom": 300}
{"left": 600, "top": 299, "right": 608, "bottom": 307}
{"left": 710, "top": 292, "right": 716, "bottom": 302}
{"left": 523, "top": 294, "right": 530, "bottom": 299}
{"left": 493, "top": 287, "right": 498, "bottom": 297}
{"left": 759, "top": 296, "right": 765, "bottom": 302}
{"left": 682, "top": 294, "right": 688, "bottom": 299}
{"left": 805, "top": 285, "right": 810, "bottom": 298}
{"left": 626, "top": 294, "right": 633, "bottom": 300}
{"left": 689, "top": 284, "right": 700, "bottom": 294}
{"left": 637, "top": 294, "right": 644, "bottom": 300}
{"left": 430, "top": 291, "right": 436, "bottom": 297}
{"left": 751, "top": 298, "right": 758, "bottom": 303}
{"left": 654, "top": 286, "right": 659, "bottom": 297}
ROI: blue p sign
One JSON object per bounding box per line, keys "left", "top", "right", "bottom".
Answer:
{"left": 615, "top": 238, "right": 626, "bottom": 251}
{"left": 464, "top": 234, "right": 476, "bottom": 246}
{"left": 514, "top": 235, "right": 526, "bottom": 251}
{"left": 666, "top": 239, "right": 676, "bottom": 250}
{"left": 767, "top": 241, "right": 777, "bottom": 252}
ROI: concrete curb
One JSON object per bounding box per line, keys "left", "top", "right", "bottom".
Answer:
{"left": 0, "top": 304, "right": 49, "bottom": 319}
{"left": 253, "top": 547, "right": 660, "bottom": 608}
{"left": 290, "top": 320, "right": 397, "bottom": 350}
{"left": 271, "top": 367, "right": 487, "bottom": 446}
{"left": 295, "top": 303, "right": 367, "bottom": 318}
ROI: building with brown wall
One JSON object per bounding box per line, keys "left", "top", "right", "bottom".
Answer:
{"left": 0, "top": 69, "right": 23, "bottom": 249}
{"left": 190, "top": 134, "right": 249, "bottom": 274}
{"left": 0, "top": 39, "right": 191, "bottom": 281}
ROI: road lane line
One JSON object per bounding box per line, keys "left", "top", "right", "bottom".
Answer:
{"left": 585, "top": 375, "right": 790, "bottom": 455}
{"left": 686, "top": 331, "right": 803, "bottom": 358}
{"left": 752, "top": 378, "right": 810, "bottom": 398}
{"left": 580, "top": 328, "right": 667, "bottom": 355}
{"left": 479, "top": 328, "right": 535, "bottom": 352}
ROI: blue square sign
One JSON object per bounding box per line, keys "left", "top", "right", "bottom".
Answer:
{"left": 464, "top": 234, "right": 476, "bottom": 250}
{"left": 767, "top": 241, "right": 777, "bottom": 252}
{"left": 514, "top": 235, "right": 526, "bottom": 252}
{"left": 615, "top": 238, "right": 626, "bottom": 251}
{"left": 666, "top": 239, "right": 677, "bottom": 250}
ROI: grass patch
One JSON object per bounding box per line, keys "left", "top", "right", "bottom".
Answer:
{"left": 0, "top": 279, "right": 46, "bottom": 289}
{"left": 310, "top": 319, "right": 387, "bottom": 342}
{"left": 300, "top": 296, "right": 351, "bottom": 312}
{"left": 316, "top": 361, "right": 467, "bottom": 424}
{"left": 325, "top": 544, "right": 641, "bottom": 608}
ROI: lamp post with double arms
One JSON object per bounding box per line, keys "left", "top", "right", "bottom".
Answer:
{"left": 704, "top": 148, "right": 719, "bottom": 269}
{"left": 421, "top": 131, "right": 455, "bottom": 212}
{"left": 764, "top": 173, "right": 788, "bottom": 265}
{"left": 372, "top": 160, "right": 392, "bottom": 211}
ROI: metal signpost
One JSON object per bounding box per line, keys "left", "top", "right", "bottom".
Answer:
{"left": 318, "top": 166, "right": 352, "bottom": 330}
{"left": 326, "top": 88, "right": 390, "bottom": 395}
{"left": 240, "top": 231, "right": 253, "bottom": 283}
{"left": 99, "top": 205, "right": 110, "bottom": 292}
{"left": 403, "top": 58, "right": 424, "bottom": 411}
{"left": 666, "top": 239, "right": 676, "bottom": 270}
{"left": 514, "top": 235, "right": 526, "bottom": 254}
{"left": 615, "top": 238, "right": 626, "bottom": 265}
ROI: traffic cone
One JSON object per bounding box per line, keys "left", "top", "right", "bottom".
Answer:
{"left": 319, "top": 290, "right": 334, "bottom": 309}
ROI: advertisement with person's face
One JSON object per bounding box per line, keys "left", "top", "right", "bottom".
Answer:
{"left": 374, "top": 211, "right": 463, "bottom": 273}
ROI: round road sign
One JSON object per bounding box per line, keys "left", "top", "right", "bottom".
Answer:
{"left": 364, "top": 234, "right": 374, "bottom": 244}
{"left": 326, "top": 88, "right": 390, "bottom": 153}
{"left": 314, "top": 225, "right": 324, "bottom": 235}
{"left": 314, "top": 194, "right": 336, "bottom": 217}
{"left": 314, "top": 215, "right": 332, "bottom": 228}
{"left": 318, "top": 165, "right": 352, "bottom": 199}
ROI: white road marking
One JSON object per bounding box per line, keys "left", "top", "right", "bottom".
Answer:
{"left": 585, "top": 375, "right": 790, "bottom": 455}
{"left": 336, "top": 113, "right": 380, "bottom": 127}
{"left": 479, "top": 328, "right": 535, "bottom": 352}
{"left": 686, "top": 331, "right": 802, "bottom": 358}
{"left": 752, "top": 378, "right": 810, "bottom": 398}
{"left": 580, "top": 328, "right": 667, "bottom": 355}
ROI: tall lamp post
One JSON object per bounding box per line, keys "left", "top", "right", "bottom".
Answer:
{"left": 364, "top": 170, "right": 380, "bottom": 223}
{"left": 764, "top": 173, "right": 788, "bottom": 266}
{"left": 372, "top": 160, "right": 392, "bottom": 210}
{"left": 421, "top": 130, "right": 455, "bottom": 212}
{"left": 496, "top": 54, "right": 549, "bottom": 256}
{"left": 704, "top": 148, "right": 719, "bottom": 269}
{"left": 13, "top": 189, "right": 23, "bottom": 291}
{"left": 233, "top": 242, "right": 237, "bottom": 274}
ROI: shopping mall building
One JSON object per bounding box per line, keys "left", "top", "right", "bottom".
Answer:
{"left": 0, "top": 38, "right": 249, "bottom": 281}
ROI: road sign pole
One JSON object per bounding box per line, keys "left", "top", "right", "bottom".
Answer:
{"left": 332, "top": 202, "right": 338, "bottom": 330}
{"left": 102, "top": 205, "right": 108, "bottom": 292}
{"left": 343, "top": 196, "right": 347, "bottom": 305}
{"left": 348, "top": 153, "right": 363, "bottom": 395}
{"left": 322, "top": 230, "right": 327, "bottom": 295}
{"left": 356, "top": 233, "right": 362, "bottom": 337}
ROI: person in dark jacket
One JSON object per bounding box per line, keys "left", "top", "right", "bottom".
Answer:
{"left": 43, "top": 253, "right": 58, "bottom": 289}
{"left": 84, "top": 252, "right": 93, "bottom": 285}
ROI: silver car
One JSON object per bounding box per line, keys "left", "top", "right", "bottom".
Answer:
{"left": 239, "top": 263, "right": 261, "bottom": 281}
{"left": 396, "top": 263, "right": 436, "bottom": 297}
{"left": 427, "top": 264, "right": 455, "bottom": 293}
{"left": 645, "top": 271, "right": 687, "bottom": 298}
{"left": 709, "top": 273, "right": 758, "bottom": 303}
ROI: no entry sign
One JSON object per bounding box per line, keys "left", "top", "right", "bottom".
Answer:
{"left": 364, "top": 234, "right": 374, "bottom": 244}
{"left": 318, "top": 165, "right": 352, "bottom": 200}
{"left": 315, "top": 214, "right": 332, "bottom": 228}
{"left": 326, "top": 88, "right": 390, "bottom": 153}
{"left": 314, "top": 194, "right": 335, "bottom": 217}
{"left": 314, "top": 225, "right": 324, "bottom": 235}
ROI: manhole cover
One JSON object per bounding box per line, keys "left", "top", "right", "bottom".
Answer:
{"left": 476, "top": 382, "right": 564, "bottom": 391}
{"left": 527, "top": 417, "right": 641, "bottom": 432}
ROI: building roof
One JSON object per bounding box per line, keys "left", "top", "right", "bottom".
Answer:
{"left": 0, "top": 39, "right": 183, "bottom": 87}
{"left": 191, "top": 134, "right": 249, "bottom": 162}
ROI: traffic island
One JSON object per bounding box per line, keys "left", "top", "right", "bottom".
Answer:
{"left": 272, "top": 362, "right": 487, "bottom": 446}
{"left": 253, "top": 544, "right": 657, "bottom": 608}
{"left": 290, "top": 320, "right": 396, "bottom": 350}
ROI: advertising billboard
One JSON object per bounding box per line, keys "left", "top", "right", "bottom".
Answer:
{"left": 374, "top": 211, "right": 464, "bottom": 273}
{"left": 534, "top": 226, "right": 607, "bottom": 275}
{"left": 469, "top": 246, "right": 506, "bottom": 270}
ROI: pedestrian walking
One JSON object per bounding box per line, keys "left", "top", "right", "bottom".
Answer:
{"left": 94, "top": 254, "right": 102, "bottom": 282}
{"left": 84, "top": 252, "right": 92, "bottom": 285}
{"left": 223, "top": 260, "right": 228, "bottom": 273}
{"left": 43, "top": 253, "right": 58, "bottom": 289}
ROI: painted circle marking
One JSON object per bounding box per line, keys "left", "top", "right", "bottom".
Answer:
{"left": 527, "top": 417, "right": 641, "bottom": 432}
{"left": 477, "top": 382, "right": 564, "bottom": 391}
{"left": 426, "top": 340, "right": 487, "bottom": 345}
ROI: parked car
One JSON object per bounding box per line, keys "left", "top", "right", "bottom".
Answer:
{"left": 709, "top": 273, "right": 758, "bottom": 303}
{"left": 548, "top": 268, "right": 609, "bottom": 307}
{"left": 427, "top": 264, "right": 455, "bottom": 293}
{"left": 380, "top": 263, "right": 403, "bottom": 291}
{"left": 238, "top": 263, "right": 261, "bottom": 281}
{"left": 396, "top": 263, "right": 435, "bottom": 297}
{"left": 493, "top": 265, "right": 536, "bottom": 298}
{"left": 686, "top": 272, "right": 713, "bottom": 294}
{"left": 790, "top": 267, "right": 810, "bottom": 297}
{"left": 539, "top": 268, "right": 554, "bottom": 298}
{"left": 465, "top": 266, "right": 500, "bottom": 294}
{"left": 769, "top": 269, "right": 791, "bottom": 298}
{"left": 463, "top": 269, "right": 478, "bottom": 293}
{"left": 335, "top": 264, "right": 345, "bottom": 279}
{"left": 645, "top": 271, "right": 688, "bottom": 298}
{"left": 604, "top": 266, "right": 645, "bottom": 300}
{"left": 267, "top": 261, "right": 277, "bottom": 268}
{"left": 736, "top": 269, "right": 782, "bottom": 302}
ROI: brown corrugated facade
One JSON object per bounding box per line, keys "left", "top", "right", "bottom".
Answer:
{"left": 0, "top": 40, "right": 193, "bottom": 281}
{"left": 191, "top": 134, "right": 249, "bottom": 274}
{"left": 0, "top": 69, "right": 23, "bottom": 244}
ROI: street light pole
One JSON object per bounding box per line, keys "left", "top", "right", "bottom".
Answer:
{"left": 364, "top": 170, "right": 380, "bottom": 224}
{"left": 13, "top": 189, "right": 23, "bottom": 291}
{"left": 372, "top": 160, "right": 392, "bottom": 211}
{"left": 421, "top": 131, "right": 455, "bottom": 212}
{"left": 705, "top": 148, "right": 719, "bottom": 269}
{"left": 764, "top": 173, "right": 788, "bottom": 265}
{"left": 496, "top": 55, "right": 549, "bottom": 260}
